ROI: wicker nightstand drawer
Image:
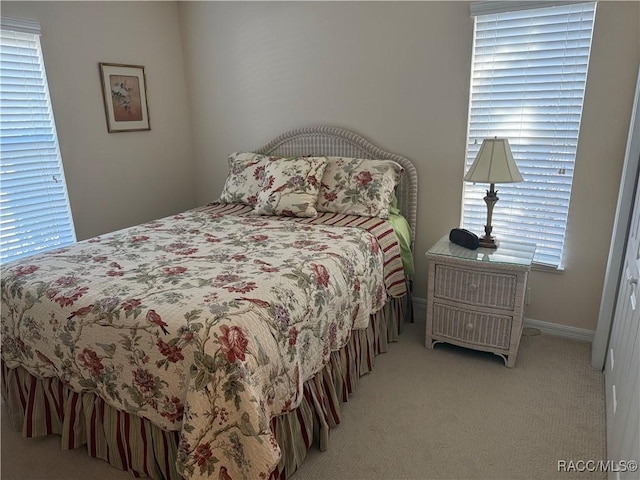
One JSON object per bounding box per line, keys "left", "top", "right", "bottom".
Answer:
{"left": 433, "top": 264, "right": 517, "bottom": 311}
{"left": 432, "top": 303, "right": 512, "bottom": 350}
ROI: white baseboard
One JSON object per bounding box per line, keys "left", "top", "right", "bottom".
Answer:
{"left": 411, "top": 296, "right": 594, "bottom": 343}
{"left": 522, "top": 317, "right": 594, "bottom": 343}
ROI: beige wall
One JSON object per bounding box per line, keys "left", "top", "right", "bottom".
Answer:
{"left": 2, "top": 1, "right": 196, "bottom": 240}
{"left": 1, "top": 2, "right": 637, "bottom": 332}
{"left": 178, "top": 1, "right": 640, "bottom": 331}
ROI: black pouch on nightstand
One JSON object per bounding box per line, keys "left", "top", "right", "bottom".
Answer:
{"left": 449, "top": 228, "right": 479, "bottom": 250}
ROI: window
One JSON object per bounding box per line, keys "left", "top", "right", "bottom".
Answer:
{"left": 462, "top": 2, "right": 597, "bottom": 268}
{"left": 1, "top": 17, "right": 76, "bottom": 263}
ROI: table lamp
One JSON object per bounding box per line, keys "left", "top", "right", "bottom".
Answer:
{"left": 464, "top": 137, "right": 523, "bottom": 248}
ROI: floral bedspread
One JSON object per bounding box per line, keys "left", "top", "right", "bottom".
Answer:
{"left": 1, "top": 206, "right": 398, "bottom": 479}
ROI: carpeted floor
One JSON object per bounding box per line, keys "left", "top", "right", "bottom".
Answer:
{"left": 1, "top": 321, "right": 606, "bottom": 480}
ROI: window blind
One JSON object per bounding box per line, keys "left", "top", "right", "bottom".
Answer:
{"left": 1, "top": 19, "right": 76, "bottom": 262}
{"left": 462, "top": 2, "right": 596, "bottom": 268}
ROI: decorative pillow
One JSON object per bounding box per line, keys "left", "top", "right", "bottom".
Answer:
{"left": 316, "top": 157, "right": 404, "bottom": 218}
{"left": 219, "top": 152, "right": 277, "bottom": 206}
{"left": 253, "top": 157, "right": 327, "bottom": 217}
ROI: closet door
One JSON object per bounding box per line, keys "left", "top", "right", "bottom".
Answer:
{"left": 594, "top": 66, "right": 640, "bottom": 369}
{"left": 605, "top": 159, "right": 640, "bottom": 479}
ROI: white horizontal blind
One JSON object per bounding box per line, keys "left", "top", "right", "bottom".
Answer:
{"left": 1, "top": 20, "right": 76, "bottom": 263}
{"left": 462, "top": 2, "right": 596, "bottom": 268}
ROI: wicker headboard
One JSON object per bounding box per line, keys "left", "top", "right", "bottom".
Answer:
{"left": 255, "top": 126, "right": 418, "bottom": 247}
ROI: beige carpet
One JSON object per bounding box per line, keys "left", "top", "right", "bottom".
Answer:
{"left": 1, "top": 321, "right": 606, "bottom": 480}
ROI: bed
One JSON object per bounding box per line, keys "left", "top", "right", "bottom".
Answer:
{"left": 1, "top": 126, "right": 418, "bottom": 480}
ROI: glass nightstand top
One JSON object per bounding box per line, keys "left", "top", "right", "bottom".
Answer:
{"left": 426, "top": 235, "right": 536, "bottom": 267}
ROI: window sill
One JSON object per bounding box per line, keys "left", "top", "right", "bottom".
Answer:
{"left": 532, "top": 262, "right": 565, "bottom": 274}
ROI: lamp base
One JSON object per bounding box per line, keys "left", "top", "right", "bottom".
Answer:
{"left": 479, "top": 235, "right": 499, "bottom": 249}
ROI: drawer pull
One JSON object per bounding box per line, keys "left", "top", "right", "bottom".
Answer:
{"left": 465, "top": 323, "right": 474, "bottom": 332}
{"left": 468, "top": 283, "right": 478, "bottom": 292}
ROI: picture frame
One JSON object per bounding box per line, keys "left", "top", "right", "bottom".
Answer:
{"left": 99, "top": 63, "right": 150, "bottom": 133}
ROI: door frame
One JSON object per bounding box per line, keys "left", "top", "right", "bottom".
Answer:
{"left": 592, "top": 65, "right": 640, "bottom": 369}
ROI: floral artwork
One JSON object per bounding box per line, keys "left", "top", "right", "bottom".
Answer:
{"left": 109, "top": 74, "right": 143, "bottom": 122}
{"left": 1, "top": 203, "right": 402, "bottom": 479}
{"left": 99, "top": 63, "right": 150, "bottom": 132}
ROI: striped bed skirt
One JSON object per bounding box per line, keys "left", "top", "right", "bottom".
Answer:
{"left": 1, "top": 294, "right": 409, "bottom": 480}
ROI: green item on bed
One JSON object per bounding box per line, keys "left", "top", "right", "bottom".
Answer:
{"left": 388, "top": 203, "right": 415, "bottom": 276}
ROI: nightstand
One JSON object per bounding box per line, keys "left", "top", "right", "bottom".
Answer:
{"left": 425, "top": 235, "right": 536, "bottom": 367}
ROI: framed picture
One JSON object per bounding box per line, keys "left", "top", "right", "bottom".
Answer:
{"left": 99, "top": 63, "right": 150, "bottom": 132}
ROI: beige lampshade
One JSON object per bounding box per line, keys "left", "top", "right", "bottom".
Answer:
{"left": 464, "top": 138, "right": 523, "bottom": 183}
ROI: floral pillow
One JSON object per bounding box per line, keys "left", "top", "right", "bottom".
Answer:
{"left": 253, "top": 157, "right": 327, "bottom": 217}
{"left": 219, "top": 152, "right": 277, "bottom": 206}
{"left": 316, "top": 157, "right": 404, "bottom": 218}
